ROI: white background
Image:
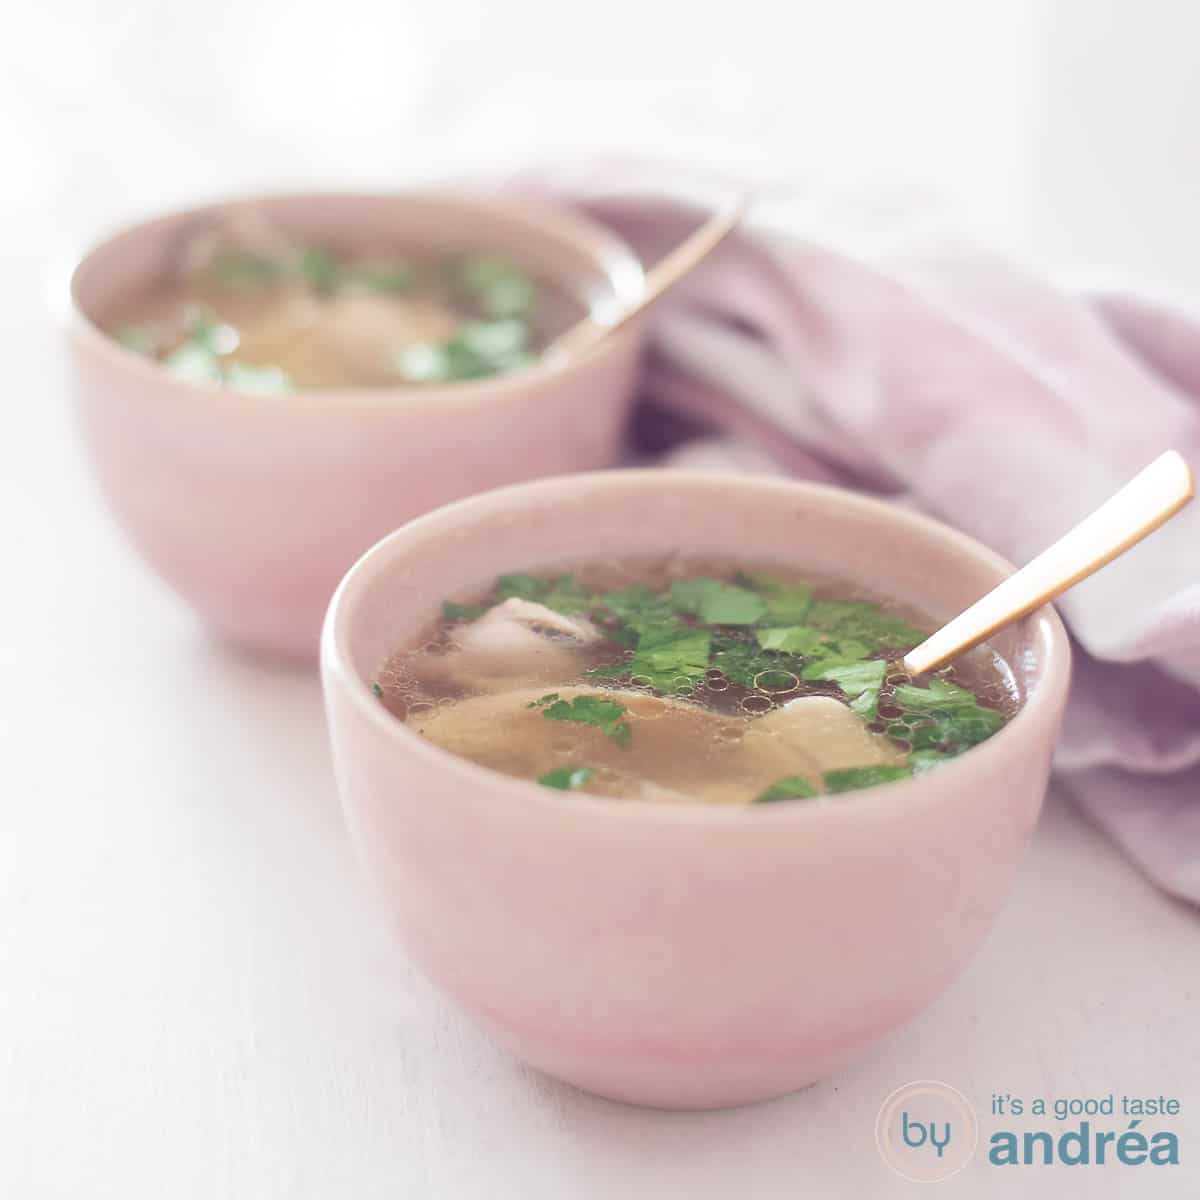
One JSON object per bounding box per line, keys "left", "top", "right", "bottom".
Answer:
{"left": 3, "top": 2, "right": 1199, "bottom": 1196}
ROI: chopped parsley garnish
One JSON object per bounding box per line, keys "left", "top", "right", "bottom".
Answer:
{"left": 297, "top": 246, "right": 341, "bottom": 292}
{"left": 530, "top": 694, "right": 631, "bottom": 745}
{"left": 739, "top": 574, "right": 814, "bottom": 623}
{"left": 458, "top": 256, "right": 538, "bottom": 318}
{"left": 208, "top": 252, "right": 283, "bottom": 288}
{"left": 805, "top": 599, "right": 926, "bottom": 652}
{"left": 892, "top": 677, "right": 986, "bottom": 711}
{"left": 802, "top": 657, "right": 887, "bottom": 719}
{"left": 537, "top": 766, "right": 595, "bottom": 790}
{"left": 755, "top": 776, "right": 819, "bottom": 803}
{"left": 160, "top": 311, "right": 292, "bottom": 395}
{"left": 599, "top": 584, "right": 677, "bottom": 633}
{"left": 823, "top": 764, "right": 914, "bottom": 793}
{"left": 391, "top": 343, "right": 451, "bottom": 383}
{"left": 344, "top": 260, "right": 416, "bottom": 292}
{"left": 888, "top": 678, "right": 1006, "bottom": 752}
{"left": 707, "top": 631, "right": 804, "bottom": 689}
{"left": 395, "top": 318, "right": 534, "bottom": 385}
{"left": 754, "top": 626, "right": 826, "bottom": 654}
{"left": 434, "top": 571, "right": 1007, "bottom": 789}
{"left": 495, "top": 573, "right": 593, "bottom": 615}
{"left": 910, "top": 750, "right": 953, "bottom": 774}
{"left": 182, "top": 312, "right": 238, "bottom": 355}
{"left": 163, "top": 343, "right": 223, "bottom": 385}
{"left": 801, "top": 656, "right": 886, "bottom": 691}
{"left": 670, "top": 578, "right": 766, "bottom": 625}
{"left": 115, "top": 244, "right": 544, "bottom": 391}
{"left": 443, "top": 601, "right": 487, "bottom": 621}
{"left": 113, "top": 324, "right": 156, "bottom": 355}
{"left": 623, "top": 626, "right": 711, "bottom": 693}
{"left": 223, "top": 361, "right": 291, "bottom": 395}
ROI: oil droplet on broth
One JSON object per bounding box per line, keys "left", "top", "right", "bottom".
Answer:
{"left": 754, "top": 669, "right": 799, "bottom": 693}
{"left": 623, "top": 694, "right": 669, "bottom": 721}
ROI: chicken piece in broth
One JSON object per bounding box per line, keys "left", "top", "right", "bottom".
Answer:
{"left": 399, "top": 599, "right": 602, "bottom": 697}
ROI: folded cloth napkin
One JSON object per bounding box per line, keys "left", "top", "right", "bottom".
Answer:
{"left": 520, "top": 170, "right": 1200, "bottom": 905}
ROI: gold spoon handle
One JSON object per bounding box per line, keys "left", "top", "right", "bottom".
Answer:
{"left": 903, "top": 450, "right": 1195, "bottom": 676}
{"left": 550, "top": 194, "right": 748, "bottom": 359}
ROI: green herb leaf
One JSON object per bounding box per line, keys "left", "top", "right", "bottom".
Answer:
{"left": 740, "top": 575, "right": 814, "bottom": 623}
{"left": 599, "top": 585, "right": 678, "bottom": 633}
{"left": 182, "top": 311, "right": 239, "bottom": 355}
{"left": 536, "top": 694, "right": 631, "bottom": 745}
{"left": 443, "top": 601, "right": 487, "bottom": 621}
{"left": 709, "top": 632, "right": 807, "bottom": 689}
{"left": 393, "top": 342, "right": 453, "bottom": 383}
{"left": 497, "top": 574, "right": 549, "bottom": 601}
{"left": 892, "top": 678, "right": 984, "bottom": 711}
{"left": 208, "top": 252, "right": 283, "bottom": 288}
{"left": 823, "top": 764, "right": 914, "bottom": 793}
{"left": 802, "top": 657, "right": 887, "bottom": 692}
{"left": 394, "top": 315, "right": 536, "bottom": 384}
{"left": 670, "top": 578, "right": 766, "bottom": 625}
{"left": 755, "top": 775, "right": 819, "bottom": 803}
{"left": 910, "top": 750, "right": 952, "bottom": 774}
{"left": 754, "top": 625, "right": 826, "bottom": 654}
{"left": 459, "top": 256, "right": 538, "bottom": 318}
{"left": 536, "top": 575, "right": 595, "bottom": 615}
{"left": 113, "top": 324, "right": 156, "bottom": 355}
{"left": 668, "top": 578, "right": 715, "bottom": 614}
{"left": 625, "top": 626, "right": 711, "bottom": 693}
{"left": 224, "top": 361, "right": 292, "bottom": 395}
{"left": 889, "top": 678, "right": 1006, "bottom": 752}
{"left": 297, "top": 246, "right": 341, "bottom": 292}
{"left": 494, "top": 573, "right": 594, "bottom": 615}
{"left": 849, "top": 688, "right": 880, "bottom": 720}
{"left": 345, "top": 260, "right": 415, "bottom": 292}
{"left": 163, "top": 343, "right": 223, "bottom": 384}
{"left": 802, "top": 657, "right": 886, "bottom": 720}
{"left": 806, "top": 599, "right": 926, "bottom": 652}
{"left": 456, "top": 318, "right": 528, "bottom": 358}
{"left": 537, "top": 766, "right": 595, "bottom": 790}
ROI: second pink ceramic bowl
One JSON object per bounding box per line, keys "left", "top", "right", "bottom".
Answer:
{"left": 68, "top": 191, "right": 645, "bottom": 660}
{"left": 322, "top": 471, "right": 1071, "bottom": 1109}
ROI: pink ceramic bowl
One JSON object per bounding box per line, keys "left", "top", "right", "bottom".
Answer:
{"left": 321, "top": 471, "right": 1071, "bottom": 1109}
{"left": 68, "top": 192, "right": 645, "bottom": 660}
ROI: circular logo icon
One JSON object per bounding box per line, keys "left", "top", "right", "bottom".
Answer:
{"left": 875, "top": 1080, "right": 979, "bottom": 1183}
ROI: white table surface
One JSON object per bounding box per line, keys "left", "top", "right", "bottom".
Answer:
{"left": 4, "top": 2, "right": 1199, "bottom": 1195}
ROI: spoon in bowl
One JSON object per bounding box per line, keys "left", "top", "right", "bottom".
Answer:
{"left": 903, "top": 449, "right": 1195, "bottom": 676}
{"left": 548, "top": 193, "right": 749, "bottom": 360}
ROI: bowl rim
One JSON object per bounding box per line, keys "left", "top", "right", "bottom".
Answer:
{"left": 321, "top": 470, "right": 1073, "bottom": 826}
{"left": 66, "top": 187, "right": 647, "bottom": 413}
